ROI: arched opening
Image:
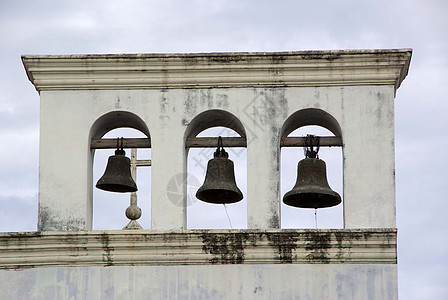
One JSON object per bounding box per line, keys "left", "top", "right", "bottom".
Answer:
{"left": 89, "top": 111, "right": 151, "bottom": 230}
{"left": 90, "top": 111, "right": 151, "bottom": 140}
{"left": 185, "top": 110, "right": 247, "bottom": 229}
{"left": 280, "top": 109, "right": 343, "bottom": 229}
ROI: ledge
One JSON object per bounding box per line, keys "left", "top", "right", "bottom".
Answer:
{"left": 22, "top": 49, "right": 412, "bottom": 92}
{"left": 0, "top": 229, "right": 396, "bottom": 269}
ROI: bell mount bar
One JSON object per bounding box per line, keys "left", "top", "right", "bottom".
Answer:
{"left": 91, "top": 136, "right": 342, "bottom": 149}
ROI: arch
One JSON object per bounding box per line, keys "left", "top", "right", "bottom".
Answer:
{"left": 281, "top": 108, "right": 342, "bottom": 139}
{"left": 89, "top": 110, "right": 152, "bottom": 230}
{"left": 90, "top": 110, "right": 151, "bottom": 140}
{"left": 184, "top": 109, "right": 247, "bottom": 229}
{"left": 184, "top": 109, "right": 246, "bottom": 140}
{"left": 280, "top": 108, "right": 343, "bottom": 229}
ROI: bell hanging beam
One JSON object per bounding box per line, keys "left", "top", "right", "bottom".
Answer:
{"left": 96, "top": 138, "right": 138, "bottom": 193}
{"left": 90, "top": 136, "right": 342, "bottom": 149}
{"left": 283, "top": 135, "right": 341, "bottom": 209}
{"left": 196, "top": 136, "right": 243, "bottom": 204}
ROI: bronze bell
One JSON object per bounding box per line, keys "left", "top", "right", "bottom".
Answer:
{"left": 196, "top": 137, "right": 243, "bottom": 204}
{"left": 283, "top": 135, "right": 341, "bottom": 209}
{"left": 96, "top": 138, "right": 137, "bottom": 193}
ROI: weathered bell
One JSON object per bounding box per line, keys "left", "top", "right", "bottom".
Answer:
{"left": 283, "top": 157, "right": 341, "bottom": 209}
{"left": 96, "top": 149, "right": 138, "bottom": 193}
{"left": 196, "top": 138, "right": 243, "bottom": 204}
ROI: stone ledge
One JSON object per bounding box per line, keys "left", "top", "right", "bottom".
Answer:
{"left": 22, "top": 49, "right": 412, "bottom": 92}
{"left": 0, "top": 229, "right": 396, "bottom": 269}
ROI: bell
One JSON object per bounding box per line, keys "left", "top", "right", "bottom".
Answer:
{"left": 283, "top": 157, "right": 341, "bottom": 209}
{"left": 196, "top": 137, "right": 243, "bottom": 204}
{"left": 96, "top": 148, "right": 138, "bottom": 193}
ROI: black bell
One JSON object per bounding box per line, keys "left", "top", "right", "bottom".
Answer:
{"left": 283, "top": 157, "right": 341, "bottom": 208}
{"left": 283, "top": 135, "right": 341, "bottom": 209}
{"left": 196, "top": 137, "right": 243, "bottom": 204}
{"left": 96, "top": 147, "right": 138, "bottom": 193}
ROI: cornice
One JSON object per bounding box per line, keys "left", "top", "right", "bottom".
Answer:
{"left": 22, "top": 49, "right": 412, "bottom": 92}
{"left": 0, "top": 229, "right": 397, "bottom": 269}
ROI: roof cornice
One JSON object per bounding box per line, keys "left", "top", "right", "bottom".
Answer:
{"left": 22, "top": 49, "right": 412, "bottom": 92}
{"left": 0, "top": 229, "right": 397, "bottom": 269}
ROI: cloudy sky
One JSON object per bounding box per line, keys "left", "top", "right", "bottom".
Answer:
{"left": 0, "top": 0, "right": 447, "bottom": 299}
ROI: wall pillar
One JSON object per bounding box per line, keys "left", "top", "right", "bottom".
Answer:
{"left": 342, "top": 86, "right": 396, "bottom": 228}
{"left": 245, "top": 89, "right": 286, "bottom": 229}
{"left": 150, "top": 111, "right": 187, "bottom": 230}
{"left": 38, "top": 92, "right": 92, "bottom": 231}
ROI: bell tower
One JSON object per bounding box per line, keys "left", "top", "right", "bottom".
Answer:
{"left": 0, "top": 49, "right": 411, "bottom": 299}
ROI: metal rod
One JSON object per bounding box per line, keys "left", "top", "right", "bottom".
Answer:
{"left": 130, "top": 148, "right": 138, "bottom": 206}
{"left": 123, "top": 148, "right": 144, "bottom": 230}
{"left": 129, "top": 149, "right": 150, "bottom": 206}
{"left": 135, "top": 160, "right": 152, "bottom": 167}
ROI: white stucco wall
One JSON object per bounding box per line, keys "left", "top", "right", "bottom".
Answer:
{"left": 38, "top": 85, "right": 396, "bottom": 230}
{"left": 0, "top": 264, "right": 397, "bottom": 300}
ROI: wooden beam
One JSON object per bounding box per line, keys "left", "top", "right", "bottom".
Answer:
{"left": 186, "top": 137, "right": 247, "bottom": 148}
{"left": 281, "top": 136, "right": 342, "bottom": 147}
{"left": 91, "top": 136, "right": 342, "bottom": 149}
{"left": 91, "top": 138, "right": 151, "bottom": 149}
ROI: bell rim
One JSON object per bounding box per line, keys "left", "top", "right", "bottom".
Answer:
{"left": 96, "top": 182, "right": 138, "bottom": 193}
{"left": 196, "top": 188, "right": 243, "bottom": 204}
{"left": 283, "top": 189, "right": 341, "bottom": 209}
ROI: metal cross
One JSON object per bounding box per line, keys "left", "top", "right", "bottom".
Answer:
{"left": 122, "top": 148, "right": 151, "bottom": 230}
